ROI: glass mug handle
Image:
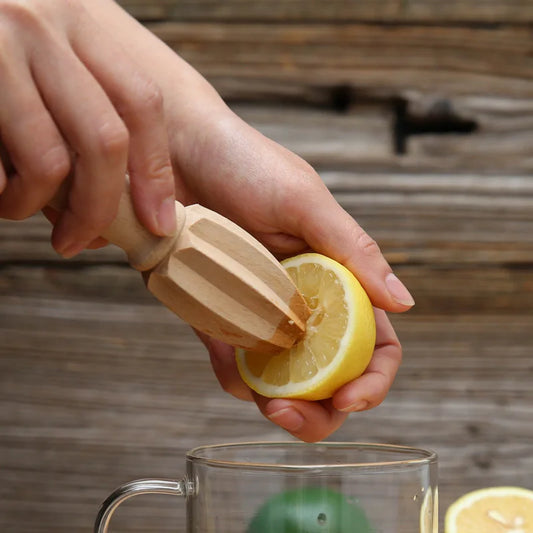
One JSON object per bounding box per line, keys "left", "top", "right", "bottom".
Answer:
{"left": 94, "top": 478, "right": 188, "bottom": 533}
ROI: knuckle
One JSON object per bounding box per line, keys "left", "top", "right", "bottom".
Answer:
{"left": 220, "top": 380, "right": 234, "bottom": 395}
{"left": 355, "top": 230, "right": 382, "bottom": 257}
{"left": 292, "top": 161, "right": 322, "bottom": 191}
{"left": 0, "top": 1, "right": 56, "bottom": 39}
{"left": 0, "top": 197, "right": 27, "bottom": 220}
{"left": 0, "top": 0, "right": 70, "bottom": 23}
{"left": 220, "top": 379, "right": 243, "bottom": 399}
{"left": 129, "top": 155, "right": 173, "bottom": 187}
{"left": 129, "top": 75, "right": 164, "bottom": 114}
{"left": 37, "top": 144, "right": 71, "bottom": 185}
{"left": 146, "top": 157, "right": 173, "bottom": 183}
{"left": 93, "top": 120, "right": 129, "bottom": 159}
{"left": 0, "top": 2, "right": 38, "bottom": 26}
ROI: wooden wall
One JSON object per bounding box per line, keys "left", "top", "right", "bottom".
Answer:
{"left": 0, "top": 1, "right": 532, "bottom": 531}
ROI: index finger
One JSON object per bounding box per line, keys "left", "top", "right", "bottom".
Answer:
{"left": 71, "top": 6, "right": 177, "bottom": 237}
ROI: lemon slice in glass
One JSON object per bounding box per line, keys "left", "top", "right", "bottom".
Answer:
{"left": 235, "top": 253, "right": 376, "bottom": 400}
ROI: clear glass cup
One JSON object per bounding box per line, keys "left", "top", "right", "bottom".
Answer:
{"left": 95, "top": 441, "right": 438, "bottom": 532}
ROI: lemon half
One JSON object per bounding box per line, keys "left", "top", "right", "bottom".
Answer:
{"left": 235, "top": 253, "right": 376, "bottom": 400}
{"left": 445, "top": 486, "right": 533, "bottom": 533}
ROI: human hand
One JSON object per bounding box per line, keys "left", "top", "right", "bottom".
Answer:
{"left": 173, "top": 112, "right": 410, "bottom": 442}
{"left": 4, "top": 0, "right": 412, "bottom": 442}
{"left": 0, "top": 0, "right": 176, "bottom": 256}
{"left": 72, "top": 0, "right": 413, "bottom": 442}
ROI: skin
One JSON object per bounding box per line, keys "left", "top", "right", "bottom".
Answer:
{"left": 0, "top": 0, "right": 413, "bottom": 442}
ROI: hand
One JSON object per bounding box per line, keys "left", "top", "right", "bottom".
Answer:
{"left": 3, "top": 0, "right": 413, "bottom": 442}
{"left": 156, "top": 58, "right": 413, "bottom": 443}
{"left": 178, "top": 112, "right": 410, "bottom": 442}
{"left": 0, "top": 0, "right": 176, "bottom": 256}
{"left": 76, "top": 0, "right": 412, "bottom": 442}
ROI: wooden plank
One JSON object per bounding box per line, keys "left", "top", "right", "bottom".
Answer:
{"left": 322, "top": 172, "right": 533, "bottom": 257}
{"left": 0, "top": 4, "right": 530, "bottom": 530}
{"left": 117, "top": 0, "right": 533, "bottom": 24}
{"left": 229, "top": 101, "right": 533, "bottom": 171}
{"left": 2, "top": 169, "right": 532, "bottom": 267}
{"left": 232, "top": 103, "right": 394, "bottom": 166}
{"left": 1, "top": 259, "right": 532, "bottom": 319}
{"left": 0, "top": 271, "right": 531, "bottom": 530}
{"left": 148, "top": 22, "right": 533, "bottom": 98}
{"left": 401, "top": 96, "right": 533, "bottom": 171}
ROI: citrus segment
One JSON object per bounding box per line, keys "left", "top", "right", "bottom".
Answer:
{"left": 445, "top": 486, "right": 533, "bottom": 533}
{"left": 236, "top": 253, "right": 376, "bottom": 400}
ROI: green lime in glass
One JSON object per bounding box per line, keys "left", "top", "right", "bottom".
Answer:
{"left": 247, "top": 486, "right": 374, "bottom": 532}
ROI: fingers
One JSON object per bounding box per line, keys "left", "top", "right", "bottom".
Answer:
{"left": 0, "top": 26, "right": 71, "bottom": 220}
{"left": 300, "top": 187, "right": 415, "bottom": 312}
{"left": 255, "top": 310, "right": 400, "bottom": 441}
{"left": 332, "top": 308, "right": 402, "bottom": 412}
{"left": 70, "top": 12, "right": 176, "bottom": 237}
{"left": 28, "top": 34, "right": 129, "bottom": 257}
{"left": 0, "top": 2, "right": 176, "bottom": 258}
{"left": 41, "top": 207, "right": 108, "bottom": 250}
{"left": 202, "top": 330, "right": 355, "bottom": 426}
{"left": 203, "top": 333, "right": 347, "bottom": 441}
{"left": 201, "top": 309, "right": 401, "bottom": 441}
{"left": 255, "top": 396, "right": 348, "bottom": 443}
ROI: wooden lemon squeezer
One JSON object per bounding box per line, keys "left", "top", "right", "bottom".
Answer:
{"left": 0, "top": 144, "right": 309, "bottom": 352}
{"left": 58, "top": 183, "right": 310, "bottom": 354}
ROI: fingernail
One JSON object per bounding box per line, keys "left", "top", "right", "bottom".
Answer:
{"left": 339, "top": 400, "right": 369, "bottom": 413}
{"left": 268, "top": 407, "right": 305, "bottom": 432}
{"left": 385, "top": 273, "right": 415, "bottom": 307}
{"left": 156, "top": 197, "right": 177, "bottom": 236}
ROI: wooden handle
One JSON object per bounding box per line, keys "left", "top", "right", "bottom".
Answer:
{"left": 50, "top": 180, "right": 185, "bottom": 272}
{"left": 101, "top": 187, "right": 185, "bottom": 271}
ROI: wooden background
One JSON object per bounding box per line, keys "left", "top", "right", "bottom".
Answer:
{"left": 1, "top": 1, "right": 532, "bottom": 531}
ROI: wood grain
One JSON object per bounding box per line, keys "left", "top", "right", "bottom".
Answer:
{"left": 231, "top": 101, "right": 533, "bottom": 171}
{"left": 148, "top": 22, "right": 532, "bottom": 98}
{"left": 1, "top": 1, "right": 532, "bottom": 532}
{"left": 4, "top": 167, "right": 532, "bottom": 267}
{"left": 117, "top": 0, "right": 533, "bottom": 24}
{"left": 1, "top": 265, "right": 531, "bottom": 531}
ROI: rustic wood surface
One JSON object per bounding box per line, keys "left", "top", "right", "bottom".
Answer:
{"left": 1, "top": 1, "right": 532, "bottom": 532}
{"left": 118, "top": 0, "right": 533, "bottom": 24}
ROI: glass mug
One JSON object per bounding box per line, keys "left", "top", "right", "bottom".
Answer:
{"left": 95, "top": 441, "right": 438, "bottom": 532}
